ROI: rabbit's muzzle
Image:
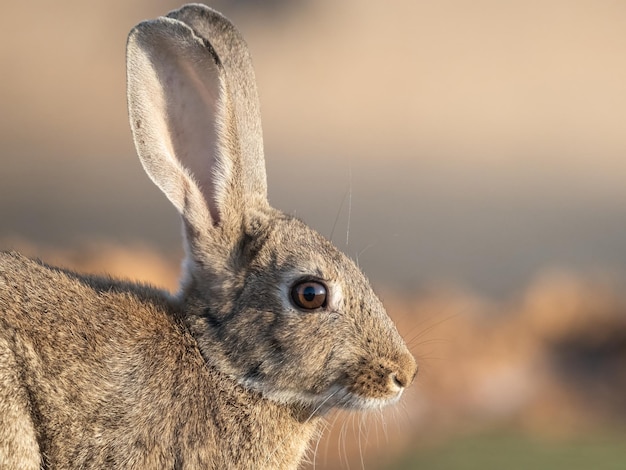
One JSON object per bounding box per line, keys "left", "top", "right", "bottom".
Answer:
{"left": 343, "top": 352, "right": 417, "bottom": 408}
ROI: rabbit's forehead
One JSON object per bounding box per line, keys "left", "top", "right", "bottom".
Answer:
{"left": 263, "top": 220, "right": 381, "bottom": 310}
{"left": 253, "top": 214, "right": 382, "bottom": 296}
{"left": 265, "top": 219, "right": 361, "bottom": 280}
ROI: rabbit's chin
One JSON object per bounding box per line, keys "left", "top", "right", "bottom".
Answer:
{"left": 240, "top": 380, "right": 404, "bottom": 416}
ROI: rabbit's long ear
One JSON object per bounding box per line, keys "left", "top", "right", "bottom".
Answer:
{"left": 126, "top": 11, "right": 267, "bottom": 240}
{"left": 167, "top": 5, "right": 266, "bottom": 203}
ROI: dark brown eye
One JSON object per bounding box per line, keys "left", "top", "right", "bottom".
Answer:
{"left": 291, "top": 281, "right": 327, "bottom": 310}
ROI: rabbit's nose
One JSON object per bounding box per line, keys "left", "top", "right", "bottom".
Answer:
{"left": 391, "top": 355, "right": 418, "bottom": 390}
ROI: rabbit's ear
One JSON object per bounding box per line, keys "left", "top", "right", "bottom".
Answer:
{"left": 167, "top": 5, "right": 267, "bottom": 204}
{"left": 126, "top": 12, "right": 267, "bottom": 238}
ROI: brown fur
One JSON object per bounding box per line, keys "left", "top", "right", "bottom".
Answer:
{"left": 0, "top": 4, "right": 416, "bottom": 469}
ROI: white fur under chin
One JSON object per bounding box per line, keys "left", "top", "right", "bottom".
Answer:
{"left": 240, "top": 378, "right": 403, "bottom": 415}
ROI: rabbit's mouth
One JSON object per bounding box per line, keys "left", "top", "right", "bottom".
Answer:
{"left": 239, "top": 378, "right": 405, "bottom": 415}
{"left": 326, "top": 382, "right": 406, "bottom": 411}
{"left": 339, "top": 388, "right": 405, "bottom": 410}
{"left": 305, "top": 384, "right": 406, "bottom": 415}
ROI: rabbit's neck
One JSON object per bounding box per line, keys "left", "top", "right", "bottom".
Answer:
{"left": 189, "top": 356, "right": 324, "bottom": 468}
{"left": 172, "top": 295, "right": 325, "bottom": 467}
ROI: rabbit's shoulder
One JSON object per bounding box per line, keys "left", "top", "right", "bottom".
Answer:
{"left": 0, "top": 251, "right": 184, "bottom": 357}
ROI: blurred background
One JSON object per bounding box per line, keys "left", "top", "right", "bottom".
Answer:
{"left": 2, "top": 0, "right": 626, "bottom": 468}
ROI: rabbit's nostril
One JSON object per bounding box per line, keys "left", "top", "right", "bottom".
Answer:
{"left": 391, "top": 372, "right": 406, "bottom": 389}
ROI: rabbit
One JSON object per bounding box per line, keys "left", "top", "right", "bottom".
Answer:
{"left": 0, "top": 3, "right": 417, "bottom": 469}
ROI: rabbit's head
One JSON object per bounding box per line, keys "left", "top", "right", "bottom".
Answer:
{"left": 127, "top": 4, "right": 416, "bottom": 413}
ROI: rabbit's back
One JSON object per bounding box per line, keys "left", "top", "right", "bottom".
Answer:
{"left": 0, "top": 252, "right": 316, "bottom": 469}
{"left": 0, "top": 251, "right": 209, "bottom": 467}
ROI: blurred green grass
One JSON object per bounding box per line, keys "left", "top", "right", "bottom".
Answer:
{"left": 389, "top": 432, "right": 626, "bottom": 470}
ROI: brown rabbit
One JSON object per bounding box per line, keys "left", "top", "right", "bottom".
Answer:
{"left": 0, "top": 4, "right": 417, "bottom": 469}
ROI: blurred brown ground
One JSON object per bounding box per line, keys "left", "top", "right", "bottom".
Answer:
{"left": 2, "top": 0, "right": 626, "bottom": 468}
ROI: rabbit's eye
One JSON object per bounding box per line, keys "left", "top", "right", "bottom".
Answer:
{"left": 291, "top": 281, "right": 327, "bottom": 310}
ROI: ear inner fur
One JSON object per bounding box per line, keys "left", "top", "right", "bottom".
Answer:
{"left": 168, "top": 4, "right": 268, "bottom": 202}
